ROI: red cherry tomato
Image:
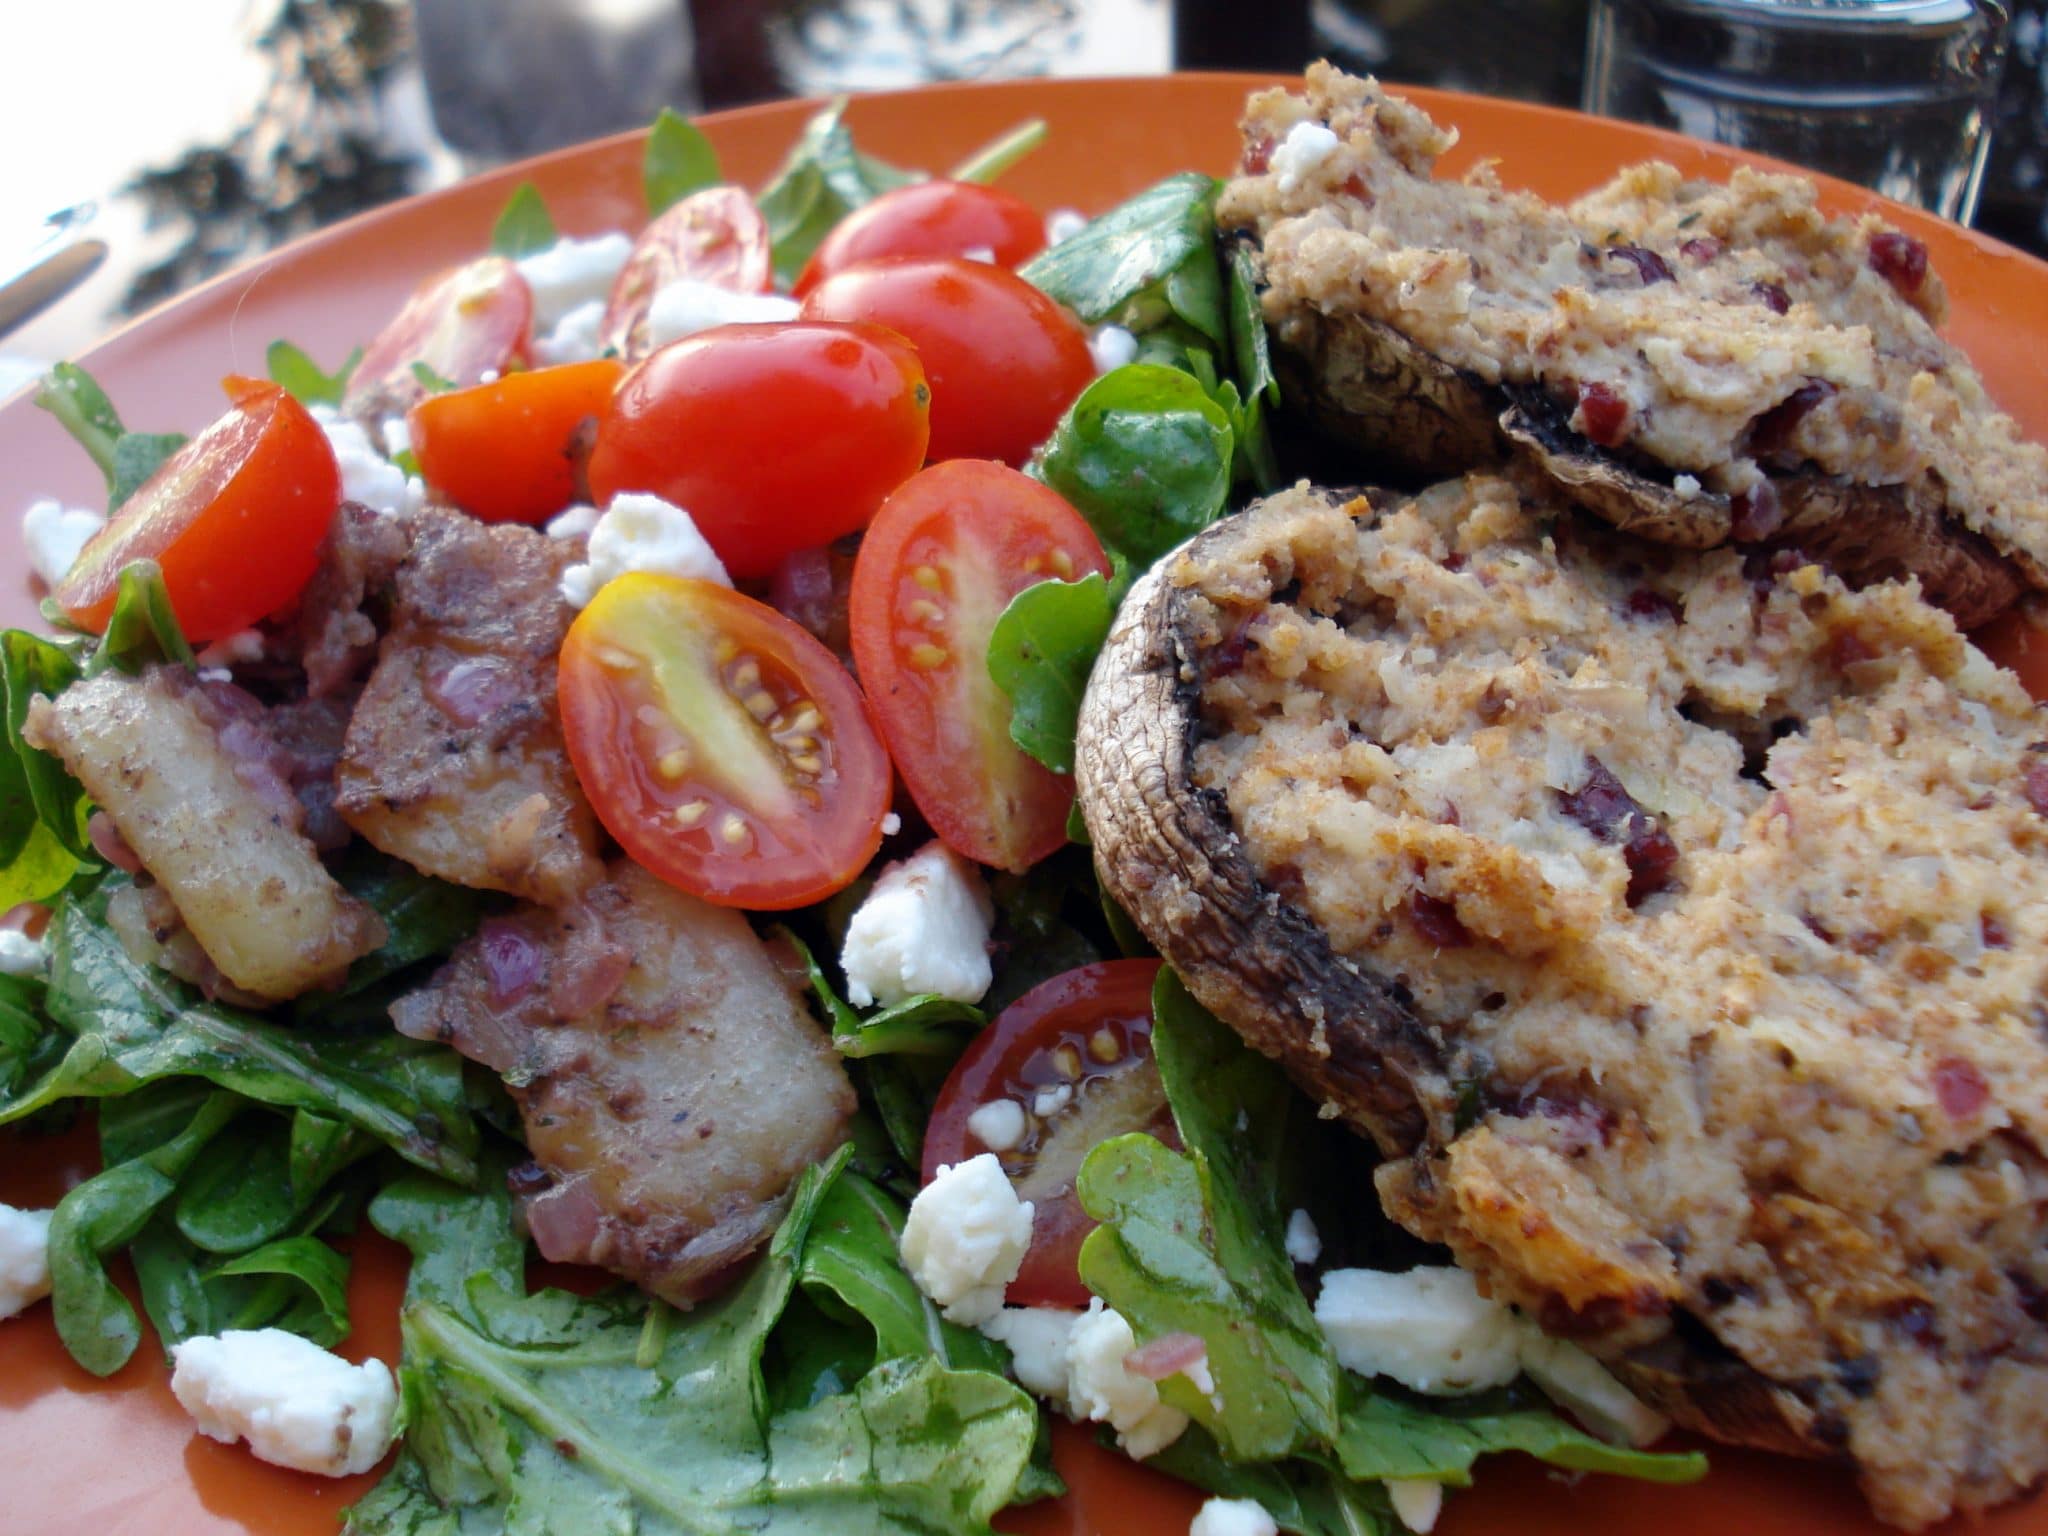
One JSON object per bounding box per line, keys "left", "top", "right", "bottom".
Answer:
{"left": 923, "top": 959, "right": 1170, "bottom": 1309}
{"left": 55, "top": 378, "right": 339, "bottom": 644}
{"left": 407, "top": 359, "right": 621, "bottom": 525}
{"left": 795, "top": 180, "right": 1048, "bottom": 296}
{"left": 601, "top": 186, "right": 772, "bottom": 361}
{"left": 800, "top": 256, "right": 1093, "bottom": 466}
{"left": 557, "top": 573, "right": 890, "bottom": 909}
{"left": 849, "top": 459, "right": 1109, "bottom": 873}
{"left": 343, "top": 256, "right": 533, "bottom": 418}
{"left": 586, "top": 321, "right": 930, "bottom": 582}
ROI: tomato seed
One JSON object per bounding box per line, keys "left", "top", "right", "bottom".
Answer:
{"left": 908, "top": 598, "right": 944, "bottom": 624}
{"left": 784, "top": 703, "right": 821, "bottom": 733}
{"left": 1087, "top": 1027, "right": 1120, "bottom": 1063}
{"left": 1048, "top": 547, "right": 1075, "bottom": 578}
{"left": 718, "top": 813, "right": 750, "bottom": 846}
{"left": 909, "top": 643, "right": 949, "bottom": 669}
{"left": 731, "top": 659, "right": 761, "bottom": 690}
{"left": 790, "top": 753, "right": 823, "bottom": 775}
{"left": 657, "top": 748, "right": 690, "bottom": 779}
{"left": 595, "top": 645, "right": 639, "bottom": 671}
{"left": 1052, "top": 1043, "right": 1083, "bottom": 1079}
{"left": 744, "top": 690, "right": 777, "bottom": 719}
{"left": 674, "top": 799, "right": 709, "bottom": 826}
{"left": 912, "top": 565, "right": 944, "bottom": 592}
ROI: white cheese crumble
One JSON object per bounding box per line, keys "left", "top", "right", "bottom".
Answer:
{"left": 1314, "top": 1266, "right": 1524, "bottom": 1394}
{"left": 532, "top": 298, "right": 610, "bottom": 367}
{"left": 515, "top": 231, "right": 633, "bottom": 331}
{"left": 1387, "top": 1478, "right": 1444, "bottom": 1534}
{"left": 380, "top": 415, "right": 412, "bottom": 460}
{"left": 1271, "top": 120, "right": 1342, "bottom": 195}
{"left": 21, "top": 499, "right": 105, "bottom": 589}
{"left": 1190, "top": 1496, "right": 1279, "bottom": 1536}
{"left": 643, "top": 279, "right": 799, "bottom": 351}
{"left": 1066, "top": 1300, "right": 1190, "bottom": 1459}
{"left": 545, "top": 503, "right": 602, "bottom": 541}
{"left": 1284, "top": 1208, "right": 1321, "bottom": 1266}
{"left": 0, "top": 930, "right": 46, "bottom": 977}
{"left": 169, "top": 1328, "right": 399, "bottom": 1477}
{"left": 1089, "top": 323, "right": 1139, "bottom": 375}
{"left": 1673, "top": 472, "right": 1702, "bottom": 497}
{"left": 962, "top": 245, "right": 997, "bottom": 263}
{"left": 1045, "top": 208, "right": 1088, "bottom": 246}
{"left": 311, "top": 407, "right": 425, "bottom": 519}
{"left": 839, "top": 839, "right": 994, "bottom": 1008}
{"left": 979, "top": 1305, "right": 1079, "bottom": 1402}
{"left": 880, "top": 811, "right": 902, "bottom": 836}
{"left": 559, "top": 492, "right": 731, "bottom": 609}
{"left": 196, "top": 629, "right": 266, "bottom": 668}
{"left": 966, "top": 1098, "right": 1028, "bottom": 1153}
{"left": 1031, "top": 1083, "right": 1074, "bottom": 1118}
{"left": 900, "top": 1153, "right": 1033, "bottom": 1326}
{"left": 0, "top": 1204, "right": 53, "bottom": 1319}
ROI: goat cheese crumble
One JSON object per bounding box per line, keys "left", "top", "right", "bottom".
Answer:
{"left": 899, "top": 1152, "right": 1033, "bottom": 1327}
{"left": 1045, "top": 207, "right": 1088, "bottom": 246}
{"left": 559, "top": 492, "right": 731, "bottom": 608}
{"left": 966, "top": 1097, "right": 1028, "bottom": 1153}
{"left": 0, "top": 929, "right": 48, "bottom": 977}
{"left": 839, "top": 839, "right": 994, "bottom": 1008}
{"left": 1314, "top": 1265, "right": 1524, "bottom": 1394}
{"left": 169, "top": 1328, "right": 399, "bottom": 1477}
{"left": 21, "top": 499, "right": 105, "bottom": 589}
{"left": 1190, "top": 1496, "right": 1279, "bottom": 1536}
{"left": 1066, "top": 1300, "right": 1191, "bottom": 1458}
{"left": 1270, "top": 120, "right": 1342, "bottom": 195}
{"left": 643, "top": 280, "right": 800, "bottom": 351}
{"left": 1284, "top": 1207, "right": 1321, "bottom": 1265}
{"left": 515, "top": 231, "right": 633, "bottom": 331}
{"left": 1089, "top": 323, "right": 1139, "bottom": 374}
{"left": 0, "top": 1204, "right": 53, "bottom": 1319}
{"left": 532, "top": 298, "right": 610, "bottom": 367}
{"left": 1387, "top": 1478, "right": 1445, "bottom": 1534}
{"left": 310, "top": 407, "right": 425, "bottom": 519}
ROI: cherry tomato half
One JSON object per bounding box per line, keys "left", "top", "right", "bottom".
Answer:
{"left": 408, "top": 359, "right": 621, "bottom": 525}
{"left": 849, "top": 459, "right": 1110, "bottom": 872}
{"left": 587, "top": 321, "right": 930, "bottom": 582}
{"left": 794, "top": 180, "right": 1048, "bottom": 297}
{"left": 343, "top": 255, "right": 533, "bottom": 418}
{"left": 558, "top": 573, "right": 890, "bottom": 909}
{"left": 924, "top": 959, "right": 1170, "bottom": 1309}
{"left": 56, "top": 379, "right": 339, "bottom": 644}
{"left": 800, "top": 256, "right": 1093, "bottom": 466}
{"left": 602, "top": 186, "right": 772, "bottom": 361}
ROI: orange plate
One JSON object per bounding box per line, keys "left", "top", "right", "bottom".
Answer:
{"left": 4, "top": 70, "right": 2048, "bottom": 1536}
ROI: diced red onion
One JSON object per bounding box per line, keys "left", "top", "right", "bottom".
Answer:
{"left": 523, "top": 1174, "right": 604, "bottom": 1264}
{"left": 88, "top": 812, "right": 145, "bottom": 875}
{"left": 1124, "top": 1331, "right": 1208, "bottom": 1381}
{"left": 426, "top": 656, "right": 521, "bottom": 727}
{"left": 479, "top": 917, "right": 546, "bottom": 1009}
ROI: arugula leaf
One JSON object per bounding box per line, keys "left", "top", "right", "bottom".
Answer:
{"left": 987, "top": 573, "right": 1114, "bottom": 775}
{"left": 855, "top": 1055, "right": 948, "bottom": 1175}
{"left": 109, "top": 432, "right": 186, "bottom": 510}
{"left": 267, "top": 339, "right": 363, "bottom": 407}
{"left": 947, "top": 118, "right": 1048, "bottom": 184}
{"left": 757, "top": 99, "right": 921, "bottom": 286}
{"left": 33, "top": 363, "right": 189, "bottom": 512}
{"left": 352, "top": 1151, "right": 1041, "bottom": 1536}
{"left": 49, "top": 1087, "right": 241, "bottom": 1373}
{"left": 33, "top": 362, "right": 125, "bottom": 479}
{"left": 297, "top": 850, "right": 496, "bottom": 1023}
{"left": 489, "top": 181, "right": 558, "bottom": 257}
{"left": 780, "top": 925, "right": 983, "bottom": 1059}
{"left": 411, "top": 361, "right": 457, "bottom": 394}
{"left": 1075, "top": 970, "right": 1338, "bottom": 1461}
{"left": 207, "top": 1232, "right": 353, "bottom": 1342}
{"left": 1038, "top": 364, "right": 1234, "bottom": 573}
{"left": 289, "top": 1109, "right": 375, "bottom": 1202}
{"left": 0, "top": 626, "right": 91, "bottom": 905}
{"left": 174, "top": 1115, "right": 300, "bottom": 1251}
{"left": 1227, "top": 242, "right": 1279, "bottom": 407}
{"left": 645, "top": 107, "right": 722, "bottom": 215}
{"left": 0, "top": 880, "right": 479, "bottom": 1182}
{"left": 86, "top": 560, "right": 194, "bottom": 676}
{"left": 0, "top": 972, "right": 59, "bottom": 1102}
{"left": 984, "top": 853, "right": 1105, "bottom": 1014}
{"left": 1019, "top": 174, "right": 1224, "bottom": 339}
{"left": 1333, "top": 1377, "right": 1706, "bottom": 1487}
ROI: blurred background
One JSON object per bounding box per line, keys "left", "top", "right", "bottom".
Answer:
{"left": 3, "top": 0, "right": 2045, "bottom": 382}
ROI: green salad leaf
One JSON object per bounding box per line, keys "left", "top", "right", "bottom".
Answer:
{"left": 779, "top": 926, "right": 984, "bottom": 1059}
{"left": 1038, "top": 364, "right": 1234, "bottom": 574}
{"left": 1146, "top": 1429, "right": 1394, "bottom": 1536}
{"left": 350, "top": 1150, "right": 1041, "bottom": 1536}
{"left": 0, "top": 626, "right": 91, "bottom": 905}
{"left": 488, "top": 181, "right": 558, "bottom": 257}
{"left": 267, "top": 338, "right": 363, "bottom": 407}
{"left": 49, "top": 1083, "right": 241, "bottom": 1373}
{"left": 297, "top": 850, "right": 498, "bottom": 1024}
{"left": 88, "top": 560, "right": 194, "bottom": 676}
{"left": 1076, "top": 971, "right": 1338, "bottom": 1461}
{"left": 1333, "top": 1377, "right": 1706, "bottom": 1487}
{"left": 1019, "top": 173, "right": 1224, "bottom": 340}
{"left": 32, "top": 363, "right": 188, "bottom": 513}
{"left": 986, "top": 572, "right": 1115, "bottom": 775}
{"left": 757, "top": 99, "right": 921, "bottom": 286}
{"left": 645, "top": 106, "right": 722, "bottom": 215}
{"left": 0, "top": 879, "right": 479, "bottom": 1183}
{"left": 1227, "top": 241, "right": 1279, "bottom": 407}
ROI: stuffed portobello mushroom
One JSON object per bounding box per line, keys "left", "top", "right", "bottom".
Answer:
{"left": 1076, "top": 477, "right": 2048, "bottom": 1530}
{"left": 1217, "top": 65, "right": 2048, "bottom": 628}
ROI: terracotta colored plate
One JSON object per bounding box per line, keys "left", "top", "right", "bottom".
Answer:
{"left": 3, "top": 70, "right": 2046, "bottom": 1536}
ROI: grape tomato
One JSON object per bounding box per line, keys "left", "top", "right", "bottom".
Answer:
{"left": 343, "top": 255, "right": 533, "bottom": 418}
{"left": 795, "top": 179, "right": 1048, "bottom": 295}
{"left": 601, "top": 186, "right": 772, "bottom": 361}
